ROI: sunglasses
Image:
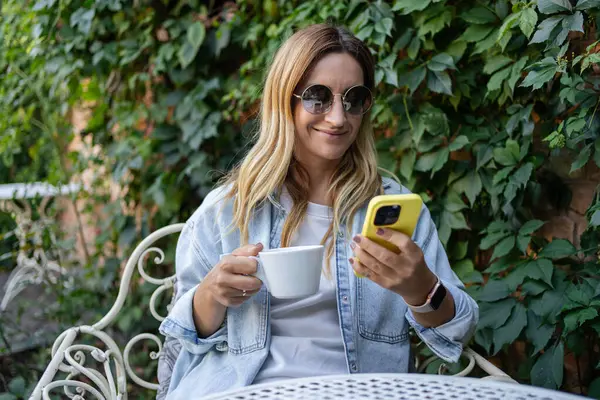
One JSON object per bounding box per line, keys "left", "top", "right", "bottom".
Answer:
{"left": 292, "top": 84, "right": 373, "bottom": 116}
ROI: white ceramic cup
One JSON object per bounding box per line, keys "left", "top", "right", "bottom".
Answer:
{"left": 249, "top": 245, "right": 325, "bottom": 299}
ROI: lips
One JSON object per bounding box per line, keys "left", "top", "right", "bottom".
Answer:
{"left": 313, "top": 128, "right": 347, "bottom": 136}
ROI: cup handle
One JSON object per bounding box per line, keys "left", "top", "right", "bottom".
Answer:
{"left": 248, "top": 256, "right": 268, "bottom": 288}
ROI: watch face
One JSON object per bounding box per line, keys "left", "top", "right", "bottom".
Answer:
{"left": 430, "top": 284, "right": 447, "bottom": 310}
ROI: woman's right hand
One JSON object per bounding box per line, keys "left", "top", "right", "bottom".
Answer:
{"left": 199, "top": 243, "right": 264, "bottom": 307}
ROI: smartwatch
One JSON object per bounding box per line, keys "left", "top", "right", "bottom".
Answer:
{"left": 406, "top": 276, "right": 446, "bottom": 313}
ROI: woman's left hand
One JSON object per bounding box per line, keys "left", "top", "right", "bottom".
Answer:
{"left": 350, "top": 228, "right": 437, "bottom": 305}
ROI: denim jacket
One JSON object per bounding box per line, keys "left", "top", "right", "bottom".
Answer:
{"left": 159, "top": 178, "right": 479, "bottom": 399}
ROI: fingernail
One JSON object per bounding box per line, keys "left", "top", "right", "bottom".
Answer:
{"left": 376, "top": 228, "right": 384, "bottom": 236}
{"left": 350, "top": 241, "right": 356, "bottom": 249}
{"left": 348, "top": 258, "right": 354, "bottom": 265}
{"left": 353, "top": 235, "right": 361, "bottom": 243}
{"left": 256, "top": 242, "right": 263, "bottom": 248}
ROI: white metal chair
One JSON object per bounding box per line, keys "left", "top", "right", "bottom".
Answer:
{"left": 30, "top": 223, "right": 513, "bottom": 399}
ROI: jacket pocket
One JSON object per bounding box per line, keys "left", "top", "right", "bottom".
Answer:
{"left": 225, "top": 286, "right": 269, "bottom": 354}
{"left": 356, "top": 278, "right": 410, "bottom": 344}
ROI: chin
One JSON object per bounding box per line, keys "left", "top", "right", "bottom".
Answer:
{"left": 316, "top": 150, "right": 349, "bottom": 162}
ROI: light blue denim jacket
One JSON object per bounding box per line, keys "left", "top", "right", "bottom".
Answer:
{"left": 159, "top": 178, "right": 479, "bottom": 399}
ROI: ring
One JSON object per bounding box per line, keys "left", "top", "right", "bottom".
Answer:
{"left": 242, "top": 290, "right": 247, "bottom": 297}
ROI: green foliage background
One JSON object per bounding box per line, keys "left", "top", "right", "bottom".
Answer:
{"left": 2, "top": 0, "right": 600, "bottom": 397}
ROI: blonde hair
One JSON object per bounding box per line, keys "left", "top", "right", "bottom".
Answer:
{"left": 221, "top": 24, "right": 383, "bottom": 274}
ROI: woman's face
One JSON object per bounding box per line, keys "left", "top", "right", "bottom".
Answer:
{"left": 292, "top": 52, "right": 365, "bottom": 167}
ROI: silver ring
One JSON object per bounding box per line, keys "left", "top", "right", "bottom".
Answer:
{"left": 242, "top": 290, "right": 247, "bottom": 297}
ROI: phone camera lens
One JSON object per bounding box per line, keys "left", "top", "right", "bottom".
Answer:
{"left": 374, "top": 205, "right": 401, "bottom": 226}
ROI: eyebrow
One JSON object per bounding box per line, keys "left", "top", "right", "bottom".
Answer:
{"left": 301, "top": 83, "right": 364, "bottom": 93}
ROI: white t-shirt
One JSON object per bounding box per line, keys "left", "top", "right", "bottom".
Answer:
{"left": 252, "top": 190, "right": 347, "bottom": 384}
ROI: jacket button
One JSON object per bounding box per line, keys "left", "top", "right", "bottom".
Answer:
{"left": 337, "top": 231, "right": 344, "bottom": 238}
{"left": 216, "top": 342, "right": 228, "bottom": 352}
{"left": 342, "top": 295, "right": 349, "bottom": 303}
{"left": 350, "top": 362, "right": 357, "bottom": 371}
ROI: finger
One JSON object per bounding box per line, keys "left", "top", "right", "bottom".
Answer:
{"left": 352, "top": 235, "right": 400, "bottom": 270}
{"left": 371, "top": 228, "right": 416, "bottom": 252}
{"left": 220, "top": 255, "right": 259, "bottom": 275}
{"left": 227, "top": 287, "right": 262, "bottom": 298}
{"left": 217, "top": 273, "right": 263, "bottom": 291}
{"left": 232, "top": 242, "right": 264, "bottom": 257}
{"left": 350, "top": 241, "right": 394, "bottom": 276}
{"left": 349, "top": 257, "right": 382, "bottom": 283}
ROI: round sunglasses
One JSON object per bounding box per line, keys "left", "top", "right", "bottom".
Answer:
{"left": 292, "top": 84, "right": 373, "bottom": 116}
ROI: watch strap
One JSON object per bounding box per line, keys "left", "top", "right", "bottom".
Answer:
{"left": 406, "top": 276, "right": 446, "bottom": 314}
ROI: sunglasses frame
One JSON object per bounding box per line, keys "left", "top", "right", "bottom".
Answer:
{"left": 292, "top": 84, "right": 373, "bottom": 116}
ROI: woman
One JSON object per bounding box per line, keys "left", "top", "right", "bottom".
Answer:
{"left": 159, "top": 24, "right": 478, "bottom": 399}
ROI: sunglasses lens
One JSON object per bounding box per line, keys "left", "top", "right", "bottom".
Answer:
{"left": 344, "top": 86, "right": 372, "bottom": 115}
{"left": 301, "top": 85, "right": 333, "bottom": 114}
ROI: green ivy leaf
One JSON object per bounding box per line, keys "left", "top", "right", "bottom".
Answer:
{"left": 493, "top": 166, "right": 515, "bottom": 185}
{"left": 416, "top": 5, "right": 452, "bottom": 37}
{"left": 530, "top": 289, "right": 564, "bottom": 320}
{"left": 405, "top": 67, "right": 427, "bottom": 93}
{"left": 522, "top": 280, "right": 549, "bottom": 296}
{"left": 460, "top": 25, "right": 495, "bottom": 42}
{"left": 375, "top": 18, "right": 394, "bottom": 37}
{"left": 538, "top": 239, "right": 577, "bottom": 259}
{"left": 453, "top": 259, "right": 484, "bottom": 283}
{"left": 564, "top": 308, "right": 598, "bottom": 332}
{"left": 524, "top": 258, "right": 554, "bottom": 287}
{"left": 452, "top": 169, "right": 482, "bottom": 206}
{"left": 483, "top": 55, "right": 513, "bottom": 75}
{"left": 520, "top": 58, "right": 558, "bottom": 90}
{"left": 510, "top": 162, "right": 534, "bottom": 187}
{"left": 516, "top": 234, "right": 530, "bottom": 253}
{"left": 187, "top": 22, "right": 206, "bottom": 49}
{"left": 519, "top": 219, "right": 546, "bottom": 236}
{"left": 493, "top": 148, "right": 518, "bottom": 166}
{"left": 498, "top": 12, "right": 521, "bottom": 45}
{"left": 563, "top": 11, "right": 585, "bottom": 33}
{"left": 519, "top": 8, "right": 538, "bottom": 38}
{"left": 505, "top": 263, "right": 528, "bottom": 290}
{"left": 428, "top": 53, "right": 457, "bottom": 71}
{"left": 493, "top": 302, "right": 527, "bottom": 354}
{"left": 478, "top": 298, "right": 516, "bottom": 329}
{"left": 178, "top": 42, "right": 197, "bottom": 68}
{"left": 392, "top": 0, "right": 431, "bottom": 13}
{"left": 508, "top": 57, "right": 529, "bottom": 92}
{"left": 530, "top": 15, "right": 563, "bottom": 43}
{"left": 537, "top": 0, "right": 572, "bottom": 14}
{"left": 478, "top": 279, "right": 513, "bottom": 302}
{"left": 480, "top": 231, "right": 512, "bottom": 250}
{"left": 531, "top": 342, "right": 564, "bottom": 389}
{"left": 591, "top": 210, "right": 600, "bottom": 227}
{"left": 7, "top": 376, "right": 25, "bottom": 397}
{"left": 461, "top": 7, "right": 498, "bottom": 24}
{"left": 576, "top": 0, "right": 600, "bottom": 10}
{"left": 570, "top": 144, "right": 591, "bottom": 173}
{"left": 526, "top": 310, "right": 555, "bottom": 355}
{"left": 399, "top": 149, "right": 416, "bottom": 180}
{"left": 427, "top": 70, "right": 453, "bottom": 95}
{"left": 448, "top": 135, "right": 469, "bottom": 151}
{"left": 487, "top": 65, "right": 512, "bottom": 92}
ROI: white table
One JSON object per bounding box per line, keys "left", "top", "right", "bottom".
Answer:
{"left": 0, "top": 182, "right": 81, "bottom": 311}
{"left": 202, "top": 373, "right": 588, "bottom": 400}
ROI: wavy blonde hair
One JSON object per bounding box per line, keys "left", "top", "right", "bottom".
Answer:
{"left": 221, "top": 24, "right": 384, "bottom": 274}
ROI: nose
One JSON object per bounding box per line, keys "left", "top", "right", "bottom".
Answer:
{"left": 324, "top": 94, "right": 346, "bottom": 128}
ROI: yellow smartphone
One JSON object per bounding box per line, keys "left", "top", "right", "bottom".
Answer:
{"left": 355, "top": 194, "right": 423, "bottom": 277}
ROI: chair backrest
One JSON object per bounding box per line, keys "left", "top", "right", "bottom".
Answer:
{"left": 91, "top": 223, "right": 185, "bottom": 391}
{"left": 31, "top": 223, "right": 184, "bottom": 400}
